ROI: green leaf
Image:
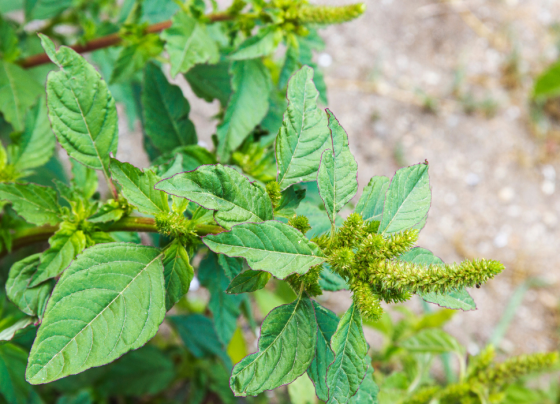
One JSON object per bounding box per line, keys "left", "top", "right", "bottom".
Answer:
{"left": 0, "top": 182, "right": 61, "bottom": 226}
{"left": 26, "top": 243, "right": 166, "bottom": 384}
{"left": 274, "top": 186, "right": 306, "bottom": 219}
{"left": 400, "top": 329, "right": 464, "bottom": 355}
{"left": 161, "top": 11, "right": 219, "bottom": 77}
{"left": 25, "top": 0, "right": 72, "bottom": 20}
{"left": 399, "top": 248, "right": 476, "bottom": 311}
{"left": 71, "top": 161, "right": 98, "bottom": 200}
{"left": 226, "top": 270, "right": 271, "bottom": 294}
{"left": 110, "top": 158, "right": 169, "bottom": 215}
{"left": 163, "top": 239, "right": 194, "bottom": 310}
{"left": 326, "top": 303, "right": 369, "bottom": 404}
{"left": 348, "top": 366, "right": 379, "bottom": 404}
{"left": 168, "top": 314, "right": 232, "bottom": 369}
{"left": 279, "top": 44, "right": 300, "bottom": 89}
{"left": 354, "top": 176, "right": 390, "bottom": 222}
{"left": 230, "top": 293, "right": 317, "bottom": 396}
{"left": 260, "top": 89, "right": 288, "bottom": 147}
{"left": 110, "top": 39, "right": 162, "bottom": 84}
{"left": 10, "top": 98, "right": 56, "bottom": 172}
{"left": 156, "top": 164, "right": 273, "bottom": 229}
{"left": 288, "top": 374, "right": 318, "bottom": 404}
{"left": 0, "top": 317, "right": 35, "bottom": 343}
{"left": 0, "top": 16, "right": 19, "bottom": 62}
{"left": 308, "top": 301, "right": 339, "bottom": 401}
{"left": 276, "top": 66, "right": 331, "bottom": 190}
{"left": 199, "top": 253, "right": 243, "bottom": 346}
{"left": 533, "top": 61, "right": 560, "bottom": 99}
{"left": 6, "top": 254, "right": 54, "bottom": 318}
{"left": 230, "top": 28, "right": 279, "bottom": 61}
{"left": 185, "top": 61, "right": 232, "bottom": 107}
{"left": 0, "top": 61, "right": 42, "bottom": 131}
{"left": 56, "top": 391, "right": 93, "bottom": 404}
{"left": 40, "top": 35, "right": 118, "bottom": 180}
{"left": 318, "top": 110, "right": 358, "bottom": 224}
{"left": 218, "top": 254, "right": 243, "bottom": 280}
{"left": 30, "top": 222, "right": 87, "bottom": 287}
{"left": 378, "top": 163, "right": 431, "bottom": 235}
{"left": 203, "top": 221, "right": 325, "bottom": 279}
{"left": 87, "top": 201, "right": 126, "bottom": 224}
{"left": 96, "top": 346, "right": 175, "bottom": 397}
{"left": 154, "top": 145, "right": 217, "bottom": 173}
{"left": 142, "top": 62, "right": 197, "bottom": 155}
{"left": 296, "top": 201, "right": 343, "bottom": 239}
{"left": 216, "top": 59, "right": 272, "bottom": 160}
{"left": 319, "top": 264, "right": 349, "bottom": 291}
{"left": 0, "top": 343, "right": 31, "bottom": 404}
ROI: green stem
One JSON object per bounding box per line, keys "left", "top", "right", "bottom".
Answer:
{"left": 0, "top": 217, "right": 224, "bottom": 258}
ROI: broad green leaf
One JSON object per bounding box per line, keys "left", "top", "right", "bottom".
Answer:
{"left": 216, "top": 59, "right": 272, "bottom": 160}
{"left": 230, "top": 294, "right": 317, "bottom": 396}
{"left": 25, "top": 0, "right": 71, "bottom": 20}
{"left": 40, "top": 35, "right": 118, "bottom": 179}
{"left": 6, "top": 254, "right": 54, "bottom": 318}
{"left": 226, "top": 270, "right": 271, "bottom": 294}
{"left": 185, "top": 61, "right": 232, "bottom": 107}
{"left": 0, "top": 183, "right": 61, "bottom": 226}
{"left": 0, "top": 16, "right": 19, "bottom": 62}
{"left": 260, "top": 89, "right": 288, "bottom": 147}
{"left": 318, "top": 110, "right": 358, "bottom": 224}
{"left": 299, "top": 33, "right": 328, "bottom": 105}
{"left": 308, "top": 301, "right": 339, "bottom": 401}
{"left": 26, "top": 243, "right": 166, "bottom": 384}
{"left": 163, "top": 239, "right": 193, "bottom": 310}
{"left": 110, "top": 38, "right": 162, "bottom": 84}
{"left": 161, "top": 11, "right": 219, "bottom": 77}
{"left": 274, "top": 186, "right": 306, "bottom": 218}
{"left": 296, "top": 201, "right": 343, "bottom": 239}
{"left": 326, "top": 304, "right": 369, "bottom": 404}
{"left": 199, "top": 253, "right": 243, "bottom": 346}
{"left": 96, "top": 346, "right": 174, "bottom": 397}
{"left": 378, "top": 163, "right": 431, "bottom": 235}
{"left": 156, "top": 164, "right": 273, "bottom": 229}
{"left": 399, "top": 248, "right": 476, "bottom": 311}
{"left": 348, "top": 366, "right": 379, "bottom": 404}
{"left": 30, "top": 222, "right": 86, "bottom": 287}
{"left": 0, "top": 343, "right": 31, "bottom": 404}
{"left": 276, "top": 66, "right": 331, "bottom": 190}
{"left": 318, "top": 264, "right": 349, "bottom": 291}
{"left": 279, "top": 44, "right": 300, "bottom": 89}
{"left": 218, "top": 255, "right": 243, "bottom": 280}
{"left": 0, "top": 0, "right": 23, "bottom": 13}
{"left": 142, "top": 62, "right": 197, "bottom": 155}
{"left": 288, "top": 374, "right": 318, "bottom": 404}
{"left": 110, "top": 158, "right": 169, "bottom": 215}
{"left": 227, "top": 327, "right": 248, "bottom": 365}
{"left": 71, "top": 161, "right": 98, "bottom": 200}
{"left": 204, "top": 221, "right": 325, "bottom": 279}
{"left": 0, "top": 61, "right": 42, "bottom": 131}
{"left": 533, "top": 61, "right": 560, "bottom": 99}
{"left": 10, "top": 98, "right": 56, "bottom": 172}
{"left": 168, "top": 314, "right": 232, "bottom": 368}
{"left": 142, "top": 0, "right": 179, "bottom": 23}
{"left": 400, "top": 329, "right": 464, "bottom": 355}
{"left": 154, "top": 145, "right": 217, "bottom": 174}
{"left": 354, "top": 176, "right": 390, "bottom": 222}
{"left": 230, "top": 28, "right": 280, "bottom": 61}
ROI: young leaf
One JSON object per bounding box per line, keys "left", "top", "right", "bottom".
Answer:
{"left": 230, "top": 294, "right": 317, "bottom": 396}
{"left": 226, "top": 270, "right": 271, "bottom": 294}
{"left": 163, "top": 239, "right": 194, "bottom": 310}
{"left": 216, "top": 59, "right": 272, "bottom": 160}
{"left": 319, "top": 264, "right": 349, "bottom": 292}
{"left": 348, "top": 366, "right": 379, "bottom": 404}
{"left": 354, "top": 176, "right": 390, "bottom": 222}
{"left": 276, "top": 66, "right": 331, "bottom": 190}
{"left": 142, "top": 62, "right": 197, "bottom": 155}
{"left": 168, "top": 314, "right": 232, "bottom": 369}
{"left": 399, "top": 248, "right": 476, "bottom": 311}
{"left": 199, "top": 252, "right": 243, "bottom": 346}
{"left": 161, "top": 11, "right": 219, "bottom": 77}
{"left": 400, "top": 329, "right": 465, "bottom": 356}
{"left": 378, "top": 163, "right": 431, "bottom": 235}
{"left": 326, "top": 303, "right": 369, "bottom": 404}
{"left": 10, "top": 98, "right": 56, "bottom": 172}
{"left": 0, "top": 343, "right": 31, "bottom": 404}
{"left": 156, "top": 164, "right": 273, "bottom": 229}
{"left": 6, "top": 254, "right": 54, "bottom": 318}
{"left": 308, "top": 301, "right": 339, "bottom": 401}
{"left": 317, "top": 110, "right": 358, "bottom": 224}
{"left": 229, "top": 28, "right": 279, "bottom": 61}
{"left": 71, "top": 161, "right": 98, "bottom": 200}
{"left": 26, "top": 243, "right": 166, "bottom": 384}
{"left": 40, "top": 35, "right": 118, "bottom": 180}
{"left": 203, "top": 221, "right": 325, "bottom": 279}
{"left": 185, "top": 62, "right": 232, "bottom": 107}
{"left": 0, "top": 182, "right": 61, "bottom": 226}
{"left": 30, "top": 222, "right": 87, "bottom": 287}
{"left": 110, "top": 159, "right": 169, "bottom": 215}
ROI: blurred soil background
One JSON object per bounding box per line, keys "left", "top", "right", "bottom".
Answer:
{"left": 113, "top": 0, "right": 560, "bottom": 357}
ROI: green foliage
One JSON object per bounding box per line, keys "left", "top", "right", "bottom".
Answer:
{"left": 0, "top": 1, "right": 525, "bottom": 402}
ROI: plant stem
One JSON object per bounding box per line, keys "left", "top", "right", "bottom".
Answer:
{"left": 0, "top": 217, "right": 224, "bottom": 258}
{"left": 19, "top": 13, "right": 232, "bottom": 69}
